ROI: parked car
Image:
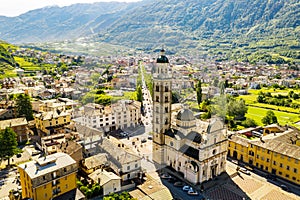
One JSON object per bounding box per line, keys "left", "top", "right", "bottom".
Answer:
{"left": 141, "top": 138, "right": 147, "bottom": 143}
{"left": 16, "top": 153, "right": 22, "bottom": 158}
{"left": 187, "top": 188, "right": 199, "bottom": 196}
{"left": 160, "top": 173, "right": 172, "bottom": 179}
{"left": 182, "top": 185, "right": 191, "bottom": 191}
{"left": 167, "top": 177, "right": 177, "bottom": 183}
{"left": 239, "top": 167, "right": 251, "bottom": 175}
{"left": 174, "top": 181, "right": 185, "bottom": 187}
{"left": 232, "top": 160, "right": 238, "bottom": 164}
{"left": 147, "top": 136, "right": 153, "bottom": 140}
{"left": 280, "top": 184, "right": 289, "bottom": 191}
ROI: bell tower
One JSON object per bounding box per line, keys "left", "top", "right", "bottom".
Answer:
{"left": 152, "top": 49, "right": 172, "bottom": 167}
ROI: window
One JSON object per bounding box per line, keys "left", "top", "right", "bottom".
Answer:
{"left": 286, "top": 174, "right": 290, "bottom": 178}
{"left": 44, "top": 185, "right": 46, "bottom": 189}
{"left": 135, "top": 164, "right": 138, "bottom": 168}
{"left": 296, "top": 160, "right": 299, "bottom": 164}
{"left": 279, "top": 171, "right": 282, "bottom": 175}
{"left": 265, "top": 167, "right": 268, "bottom": 171}
{"left": 267, "top": 150, "right": 270, "bottom": 154}
{"left": 257, "top": 147, "right": 260, "bottom": 151}
{"left": 288, "top": 157, "right": 291, "bottom": 161}
{"left": 127, "top": 166, "right": 130, "bottom": 170}
{"left": 43, "top": 176, "right": 46, "bottom": 180}
{"left": 65, "top": 184, "right": 68, "bottom": 189}
{"left": 212, "top": 149, "right": 216, "bottom": 155}
{"left": 165, "top": 86, "right": 169, "bottom": 92}
{"left": 287, "top": 166, "right": 290, "bottom": 170}
{"left": 64, "top": 168, "right": 67, "bottom": 172}
{"left": 267, "top": 158, "right": 270, "bottom": 162}
{"left": 250, "top": 144, "right": 253, "bottom": 148}
{"left": 261, "top": 156, "right": 264, "bottom": 161}
{"left": 293, "top": 177, "right": 296, "bottom": 181}
{"left": 156, "top": 85, "right": 159, "bottom": 92}
{"left": 165, "top": 96, "right": 168, "bottom": 103}
{"left": 280, "top": 163, "right": 283, "bottom": 168}
{"left": 165, "top": 107, "right": 168, "bottom": 113}
{"left": 156, "top": 96, "right": 159, "bottom": 102}
{"left": 294, "top": 168, "right": 298, "bottom": 173}
{"left": 280, "top": 155, "right": 284, "bottom": 159}
{"left": 256, "top": 155, "right": 259, "bottom": 159}
{"left": 44, "top": 193, "right": 47, "bottom": 198}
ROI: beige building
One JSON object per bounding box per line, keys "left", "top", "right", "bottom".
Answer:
{"left": 0, "top": 117, "right": 29, "bottom": 143}
{"left": 89, "top": 169, "right": 121, "bottom": 196}
{"left": 78, "top": 100, "right": 141, "bottom": 132}
{"left": 152, "top": 49, "right": 228, "bottom": 184}
{"left": 98, "top": 137, "right": 142, "bottom": 181}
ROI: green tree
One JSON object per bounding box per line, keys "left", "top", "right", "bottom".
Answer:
{"left": 261, "top": 110, "right": 278, "bottom": 125}
{"left": 0, "top": 128, "right": 19, "bottom": 166}
{"left": 136, "top": 85, "right": 143, "bottom": 102}
{"left": 227, "top": 98, "right": 248, "bottom": 120}
{"left": 196, "top": 80, "right": 202, "bottom": 105}
{"left": 15, "top": 94, "right": 33, "bottom": 121}
{"left": 242, "top": 118, "right": 257, "bottom": 128}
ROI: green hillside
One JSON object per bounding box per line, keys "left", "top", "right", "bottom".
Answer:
{"left": 0, "top": 41, "right": 18, "bottom": 78}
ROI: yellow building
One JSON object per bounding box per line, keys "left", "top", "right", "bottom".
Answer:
{"left": 18, "top": 152, "right": 78, "bottom": 200}
{"left": 35, "top": 110, "right": 71, "bottom": 136}
{"left": 228, "top": 127, "right": 300, "bottom": 185}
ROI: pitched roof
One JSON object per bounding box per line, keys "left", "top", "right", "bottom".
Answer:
{"left": 89, "top": 169, "right": 120, "bottom": 186}
{"left": 99, "top": 137, "right": 141, "bottom": 168}
{"left": 83, "top": 153, "right": 108, "bottom": 170}
{"left": 0, "top": 117, "right": 27, "bottom": 129}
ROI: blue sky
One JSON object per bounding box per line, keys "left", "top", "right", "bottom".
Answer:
{"left": 1, "top": 0, "right": 140, "bottom": 17}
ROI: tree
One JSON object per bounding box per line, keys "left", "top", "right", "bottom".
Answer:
{"left": 261, "top": 110, "right": 278, "bottom": 125}
{"left": 0, "top": 128, "right": 19, "bottom": 166}
{"left": 15, "top": 94, "right": 33, "bottom": 121}
{"left": 136, "top": 85, "right": 143, "bottom": 103}
{"left": 196, "top": 80, "right": 202, "bottom": 105}
{"left": 227, "top": 98, "right": 248, "bottom": 120}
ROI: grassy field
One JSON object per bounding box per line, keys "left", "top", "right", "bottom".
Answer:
{"left": 246, "top": 106, "right": 300, "bottom": 127}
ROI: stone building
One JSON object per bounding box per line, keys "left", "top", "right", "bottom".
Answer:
{"left": 152, "top": 49, "right": 228, "bottom": 184}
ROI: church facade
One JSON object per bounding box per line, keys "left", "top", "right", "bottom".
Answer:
{"left": 152, "top": 49, "right": 228, "bottom": 184}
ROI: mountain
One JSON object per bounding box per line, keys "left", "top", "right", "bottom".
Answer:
{"left": 0, "top": 0, "right": 299, "bottom": 58}
{"left": 0, "top": 2, "right": 138, "bottom": 43}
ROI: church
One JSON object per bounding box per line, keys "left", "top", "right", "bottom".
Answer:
{"left": 152, "top": 49, "right": 228, "bottom": 184}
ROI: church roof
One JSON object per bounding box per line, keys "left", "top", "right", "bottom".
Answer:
{"left": 156, "top": 49, "right": 169, "bottom": 63}
{"left": 176, "top": 108, "right": 195, "bottom": 121}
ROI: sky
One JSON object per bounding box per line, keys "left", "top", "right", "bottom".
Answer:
{"left": 0, "top": 0, "right": 141, "bottom": 17}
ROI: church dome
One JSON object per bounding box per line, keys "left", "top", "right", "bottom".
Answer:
{"left": 177, "top": 108, "right": 195, "bottom": 121}
{"left": 156, "top": 49, "right": 169, "bottom": 63}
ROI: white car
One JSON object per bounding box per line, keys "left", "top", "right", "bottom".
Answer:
{"left": 182, "top": 185, "right": 190, "bottom": 191}
{"left": 187, "top": 188, "right": 198, "bottom": 196}
{"left": 239, "top": 167, "right": 251, "bottom": 175}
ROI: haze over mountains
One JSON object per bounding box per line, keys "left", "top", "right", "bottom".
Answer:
{"left": 0, "top": 0, "right": 299, "bottom": 53}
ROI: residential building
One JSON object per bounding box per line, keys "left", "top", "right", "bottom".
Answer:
{"left": 18, "top": 152, "right": 78, "bottom": 200}
{"left": 228, "top": 126, "right": 300, "bottom": 185}
{"left": 81, "top": 153, "right": 109, "bottom": 175}
{"left": 152, "top": 49, "right": 228, "bottom": 184}
{"left": 78, "top": 100, "right": 141, "bottom": 132}
{"left": 98, "top": 137, "right": 142, "bottom": 181}
{"left": 35, "top": 109, "right": 71, "bottom": 136}
{"left": 88, "top": 169, "right": 121, "bottom": 196}
{"left": 0, "top": 117, "right": 29, "bottom": 143}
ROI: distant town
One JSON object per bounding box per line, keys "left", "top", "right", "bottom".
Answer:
{"left": 0, "top": 46, "right": 300, "bottom": 200}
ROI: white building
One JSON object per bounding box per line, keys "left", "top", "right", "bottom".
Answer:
{"left": 98, "top": 137, "right": 142, "bottom": 181}
{"left": 78, "top": 100, "right": 141, "bottom": 132}
{"left": 152, "top": 49, "right": 228, "bottom": 185}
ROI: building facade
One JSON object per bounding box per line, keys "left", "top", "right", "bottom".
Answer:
{"left": 35, "top": 110, "right": 71, "bottom": 136}
{"left": 152, "top": 50, "right": 228, "bottom": 184}
{"left": 18, "top": 153, "right": 78, "bottom": 200}
{"left": 78, "top": 100, "right": 141, "bottom": 132}
{"left": 228, "top": 127, "right": 300, "bottom": 185}
{"left": 0, "top": 117, "right": 29, "bottom": 143}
